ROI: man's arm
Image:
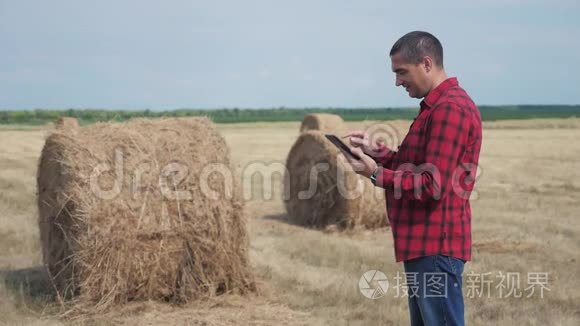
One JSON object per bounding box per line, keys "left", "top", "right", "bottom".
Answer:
{"left": 374, "top": 103, "right": 469, "bottom": 202}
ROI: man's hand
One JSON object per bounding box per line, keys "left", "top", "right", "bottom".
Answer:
{"left": 343, "top": 131, "right": 385, "bottom": 158}
{"left": 340, "top": 146, "right": 378, "bottom": 179}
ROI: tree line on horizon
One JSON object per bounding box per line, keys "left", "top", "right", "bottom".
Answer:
{"left": 0, "top": 105, "right": 578, "bottom": 125}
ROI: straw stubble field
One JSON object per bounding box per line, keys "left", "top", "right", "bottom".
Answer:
{"left": 0, "top": 118, "right": 579, "bottom": 325}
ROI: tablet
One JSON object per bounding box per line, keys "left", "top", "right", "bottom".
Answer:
{"left": 325, "top": 134, "right": 361, "bottom": 160}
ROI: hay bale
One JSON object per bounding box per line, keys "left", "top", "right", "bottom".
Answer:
{"left": 55, "top": 117, "right": 79, "bottom": 130}
{"left": 299, "top": 113, "right": 344, "bottom": 133}
{"left": 283, "top": 131, "right": 387, "bottom": 229}
{"left": 37, "top": 117, "right": 255, "bottom": 310}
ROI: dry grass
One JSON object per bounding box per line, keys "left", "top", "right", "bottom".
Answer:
{"left": 1, "top": 118, "right": 579, "bottom": 325}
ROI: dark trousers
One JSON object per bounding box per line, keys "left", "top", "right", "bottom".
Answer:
{"left": 403, "top": 255, "right": 466, "bottom": 326}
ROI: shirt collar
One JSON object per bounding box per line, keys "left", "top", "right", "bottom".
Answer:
{"left": 420, "top": 77, "right": 459, "bottom": 112}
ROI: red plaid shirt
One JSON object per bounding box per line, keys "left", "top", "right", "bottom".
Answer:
{"left": 374, "top": 77, "right": 482, "bottom": 262}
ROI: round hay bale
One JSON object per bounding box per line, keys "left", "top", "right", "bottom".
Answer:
{"left": 299, "top": 113, "right": 344, "bottom": 133}
{"left": 283, "top": 130, "right": 387, "bottom": 229}
{"left": 55, "top": 117, "right": 79, "bottom": 130}
{"left": 37, "top": 117, "right": 255, "bottom": 309}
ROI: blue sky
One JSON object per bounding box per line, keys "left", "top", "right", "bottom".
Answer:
{"left": 1, "top": 0, "right": 579, "bottom": 110}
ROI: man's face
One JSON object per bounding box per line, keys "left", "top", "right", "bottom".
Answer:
{"left": 390, "top": 52, "right": 430, "bottom": 99}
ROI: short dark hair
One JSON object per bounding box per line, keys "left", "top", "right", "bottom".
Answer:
{"left": 390, "top": 31, "right": 444, "bottom": 67}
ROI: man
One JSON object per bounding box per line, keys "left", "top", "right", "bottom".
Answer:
{"left": 344, "top": 31, "right": 482, "bottom": 326}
